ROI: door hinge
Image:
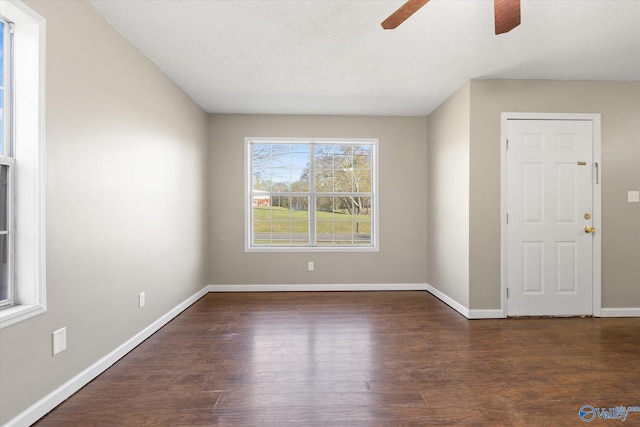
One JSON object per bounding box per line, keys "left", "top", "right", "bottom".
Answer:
{"left": 506, "top": 139, "right": 509, "bottom": 150}
{"left": 506, "top": 213, "right": 509, "bottom": 224}
{"left": 506, "top": 288, "right": 509, "bottom": 298}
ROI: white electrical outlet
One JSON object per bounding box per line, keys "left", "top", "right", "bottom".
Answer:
{"left": 139, "top": 292, "right": 145, "bottom": 308}
{"left": 308, "top": 261, "right": 314, "bottom": 271}
{"left": 52, "top": 327, "right": 67, "bottom": 355}
{"left": 628, "top": 191, "right": 640, "bottom": 203}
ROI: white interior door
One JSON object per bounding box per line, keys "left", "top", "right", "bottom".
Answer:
{"left": 506, "top": 119, "right": 595, "bottom": 316}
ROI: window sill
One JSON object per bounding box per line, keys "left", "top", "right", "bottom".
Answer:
{"left": 245, "top": 245, "right": 379, "bottom": 253}
{"left": 0, "top": 304, "right": 46, "bottom": 329}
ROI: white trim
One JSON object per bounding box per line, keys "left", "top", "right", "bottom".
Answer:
{"left": 3, "top": 287, "right": 208, "bottom": 427}
{"left": 425, "top": 284, "right": 470, "bottom": 318}
{"left": 591, "top": 117, "right": 602, "bottom": 317}
{"left": 468, "top": 309, "right": 504, "bottom": 319}
{"left": 242, "top": 245, "right": 380, "bottom": 253}
{"left": 425, "top": 285, "right": 504, "bottom": 319}
{"left": 500, "top": 116, "right": 508, "bottom": 318}
{"left": 600, "top": 308, "right": 640, "bottom": 318}
{"left": 207, "top": 283, "right": 427, "bottom": 292}
{"left": 209, "top": 284, "right": 507, "bottom": 318}
{"left": 244, "top": 137, "right": 379, "bottom": 253}
{"left": 500, "top": 113, "right": 602, "bottom": 318}
{"left": 0, "top": 304, "right": 46, "bottom": 329}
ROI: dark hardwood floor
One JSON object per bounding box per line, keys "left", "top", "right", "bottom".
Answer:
{"left": 35, "top": 292, "right": 640, "bottom": 426}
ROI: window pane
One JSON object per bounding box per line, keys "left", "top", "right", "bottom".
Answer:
{"left": 252, "top": 143, "right": 272, "bottom": 191}
{"left": 314, "top": 145, "right": 334, "bottom": 193}
{"left": 252, "top": 193, "right": 271, "bottom": 208}
{"left": 290, "top": 168, "right": 309, "bottom": 192}
{"left": 314, "top": 144, "right": 335, "bottom": 167}
{"left": 353, "top": 145, "right": 372, "bottom": 193}
{"left": 290, "top": 218, "right": 310, "bottom": 245}
{"left": 315, "top": 169, "right": 334, "bottom": 192}
{"left": 270, "top": 144, "right": 292, "bottom": 192}
{"left": 0, "top": 164, "right": 7, "bottom": 303}
{"left": 252, "top": 143, "right": 310, "bottom": 193}
{"left": 0, "top": 234, "right": 8, "bottom": 301}
{"left": 353, "top": 197, "right": 372, "bottom": 245}
{"left": 253, "top": 197, "right": 309, "bottom": 245}
{"left": 333, "top": 219, "right": 353, "bottom": 244}
{"left": 316, "top": 196, "right": 334, "bottom": 213}
{"left": 0, "top": 165, "right": 7, "bottom": 231}
{"left": 334, "top": 145, "right": 352, "bottom": 194}
{"left": 314, "top": 143, "right": 372, "bottom": 193}
{"left": 316, "top": 196, "right": 371, "bottom": 245}
{"left": 316, "top": 196, "right": 333, "bottom": 243}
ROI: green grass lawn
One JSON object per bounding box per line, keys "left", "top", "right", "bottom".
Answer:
{"left": 253, "top": 206, "right": 371, "bottom": 234}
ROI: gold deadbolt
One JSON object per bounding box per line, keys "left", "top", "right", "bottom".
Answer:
{"left": 584, "top": 226, "right": 596, "bottom": 234}
{"left": 584, "top": 213, "right": 591, "bottom": 220}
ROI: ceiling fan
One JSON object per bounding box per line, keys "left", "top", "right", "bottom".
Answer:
{"left": 382, "top": 0, "right": 521, "bottom": 35}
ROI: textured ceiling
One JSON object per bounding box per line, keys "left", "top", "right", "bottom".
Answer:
{"left": 87, "top": 0, "right": 640, "bottom": 116}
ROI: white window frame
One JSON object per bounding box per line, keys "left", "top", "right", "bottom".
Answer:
{"left": 0, "top": 0, "right": 46, "bottom": 329}
{"left": 245, "top": 137, "right": 379, "bottom": 252}
{"left": 0, "top": 15, "right": 15, "bottom": 309}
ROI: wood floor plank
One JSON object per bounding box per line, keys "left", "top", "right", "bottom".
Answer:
{"left": 34, "top": 291, "right": 640, "bottom": 426}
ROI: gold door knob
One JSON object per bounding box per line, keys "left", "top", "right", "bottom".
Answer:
{"left": 585, "top": 226, "right": 596, "bottom": 234}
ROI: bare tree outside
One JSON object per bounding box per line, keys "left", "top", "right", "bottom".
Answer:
{"left": 252, "top": 143, "right": 309, "bottom": 209}
{"left": 314, "top": 143, "right": 372, "bottom": 215}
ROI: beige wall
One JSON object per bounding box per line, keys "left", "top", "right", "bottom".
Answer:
{"left": 208, "top": 114, "right": 428, "bottom": 286}
{"left": 0, "top": 1, "right": 209, "bottom": 424}
{"left": 468, "top": 80, "right": 640, "bottom": 309}
{"left": 426, "top": 83, "right": 471, "bottom": 307}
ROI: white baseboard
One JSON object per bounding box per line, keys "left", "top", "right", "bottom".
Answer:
{"left": 425, "top": 284, "right": 470, "bottom": 318}
{"left": 600, "top": 307, "right": 640, "bottom": 317}
{"left": 207, "top": 284, "right": 507, "bottom": 319}
{"left": 425, "top": 284, "right": 504, "bottom": 319}
{"left": 468, "top": 309, "right": 505, "bottom": 319}
{"left": 207, "top": 283, "right": 428, "bottom": 292}
{"left": 5, "top": 287, "right": 209, "bottom": 427}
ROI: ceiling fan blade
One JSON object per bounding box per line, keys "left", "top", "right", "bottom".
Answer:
{"left": 381, "top": 0, "right": 431, "bottom": 30}
{"left": 494, "top": 0, "right": 521, "bottom": 34}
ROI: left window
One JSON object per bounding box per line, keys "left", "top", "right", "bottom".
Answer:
{"left": 0, "top": 1, "right": 46, "bottom": 329}
{"left": 0, "top": 14, "right": 15, "bottom": 308}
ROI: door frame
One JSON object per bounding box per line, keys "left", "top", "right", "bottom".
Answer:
{"left": 500, "top": 113, "right": 602, "bottom": 317}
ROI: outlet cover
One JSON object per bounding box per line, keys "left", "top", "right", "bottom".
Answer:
{"left": 139, "top": 292, "right": 145, "bottom": 308}
{"left": 628, "top": 191, "right": 640, "bottom": 203}
{"left": 52, "top": 327, "right": 66, "bottom": 355}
